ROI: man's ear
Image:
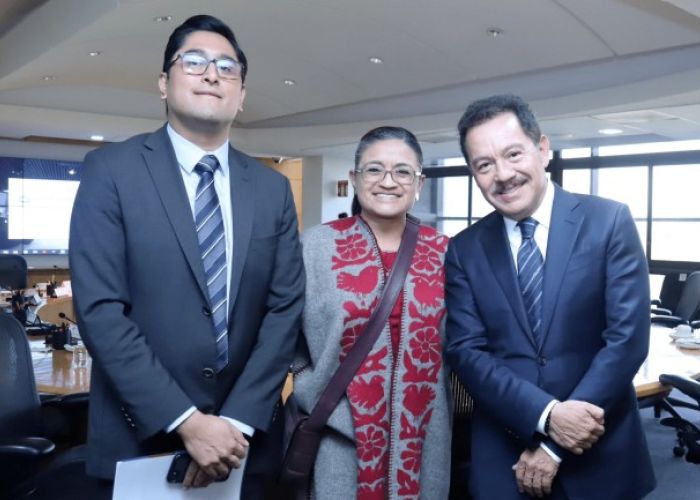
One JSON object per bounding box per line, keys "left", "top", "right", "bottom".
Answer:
{"left": 539, "top": 134, "right": 551, "bottom": 168}
{"left": 158, "top": 73, "right": 168, "bottom": 100}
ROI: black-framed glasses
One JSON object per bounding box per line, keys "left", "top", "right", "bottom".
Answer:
{"left": 355, "top": 165, "right": 422, "bottom": 185}
{"left": 168, "top": 51, "right": 243, "bottom": 80}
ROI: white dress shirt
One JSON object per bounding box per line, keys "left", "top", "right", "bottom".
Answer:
{"left": 165, "top": 124, "right": 254, "bottom": 438}
{"left": 502, "top": 180, "right": 560, "bottom": 462}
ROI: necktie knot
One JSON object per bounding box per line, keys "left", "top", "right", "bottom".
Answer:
{"left": 195, "top": 155, "right": 220, "bottom": 176}
{"left": 518, "top": 217, "right": 538, "bottom": 241}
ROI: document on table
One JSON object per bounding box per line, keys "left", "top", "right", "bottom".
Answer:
{"left": 113, "top": 453, "right": 246, "bottom": 500}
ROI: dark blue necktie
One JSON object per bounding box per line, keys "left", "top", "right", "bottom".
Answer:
{"left": 194, "top": 155, "right": 228, "bottom": 371}
{"left": 517, "top": 217, "right": 544, "bottom": 345}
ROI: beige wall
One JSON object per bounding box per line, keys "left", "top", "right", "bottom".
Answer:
{"left": 257, "top": 157, "right": 303, "bottom": 231}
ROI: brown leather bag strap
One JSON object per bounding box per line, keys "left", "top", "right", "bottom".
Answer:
{"left": 305, "top": 214, "right": 420, "bottom": 430}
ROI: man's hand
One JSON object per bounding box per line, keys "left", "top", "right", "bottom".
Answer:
{"left": 176, "top": 410, "right": 249, "bottom": 488}
{"left": 548, "top": 400, "right": 605, "bottom": 454}
{"left": 512, "top": 447, "right": 559, "bottom": 498}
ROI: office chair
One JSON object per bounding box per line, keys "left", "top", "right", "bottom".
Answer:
{"left": 0, "top": 313, "right": 92, "bottom": 499}
{"left": 449, "top": 372, "right": 474, "bottom": 500}
{"left": 651, "top": 272, "right": 685, "bottom": 315}
{"left": 651, "top": 271, "right": 700, "bottom": 328}
{"left": 657, "top": 374, "right": 700, "bottom": 464}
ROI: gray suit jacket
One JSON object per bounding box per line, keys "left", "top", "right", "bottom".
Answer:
{"left": 69, "top": 125, "right": 304, "bottom": 479}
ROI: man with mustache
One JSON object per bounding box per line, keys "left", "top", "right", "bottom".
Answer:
{"left": 445, "top": 94, "right": 655, "bottom": 499}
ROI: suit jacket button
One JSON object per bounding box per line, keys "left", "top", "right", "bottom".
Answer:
{"left": 202, "top": 306, "right": 212, "bottom": 317}
{"left": 537, "top": 356, "right": 547, "bottom": 366}
{"left": 202, "top": 367, "right": 215, "bottom": 379}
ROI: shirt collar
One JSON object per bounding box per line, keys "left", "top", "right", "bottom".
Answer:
{"left": 502, "top": 179, "right": 554, "bottom": 235}
{"left": 166, "top": 123, "right": 229, "bottom": 177}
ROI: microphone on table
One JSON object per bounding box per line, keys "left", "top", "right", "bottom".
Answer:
{"left": 58, "top": 312, "right": 78, "bottom": 325}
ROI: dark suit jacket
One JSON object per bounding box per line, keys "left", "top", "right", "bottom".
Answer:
{"left": 69, "top": 125, "right": 304, "bottom": 480}
{"left": 445, "top": 185, "right": 655, "bottom": 500}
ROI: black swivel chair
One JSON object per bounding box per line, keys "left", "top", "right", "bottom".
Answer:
{"left": 651, "top": 271, "right": 700, "bottom": 328}
{"left": 651, "top": 273, "right": 685, "bottom": 316}
{"left": 657, "top": 374, "right": 700, "bottom": 464}
{"left": 449, "top": 373, "right": 474, "bottom": 500}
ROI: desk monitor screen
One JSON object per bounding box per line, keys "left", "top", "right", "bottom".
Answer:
{"left": 0, "top": 156, "right": 82, "bottom": 256}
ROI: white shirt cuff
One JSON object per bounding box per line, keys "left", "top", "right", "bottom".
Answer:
{"left": 220, "top": 417, "right": 255, "bottom": 438}
{"left": 537, "top": 399, "right": 559, "bottom": 435}
{"left": 540, "top": 443, "right": 562, "bottom": 463}
{"left": 166, "top": 406, "right": 196, "bottom": 433}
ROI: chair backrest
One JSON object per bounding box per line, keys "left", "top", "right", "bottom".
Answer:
{"left": 658, "top": 273, "right": 685, "bottom": 312}
{"left": 0, "top": 313, "right": 41, "bottom": 438}
{"left": 676, "top": 271, "right": 700, "bottom": 322}
{"left": 0, "top": 255, "right": 27, "bottom": 290}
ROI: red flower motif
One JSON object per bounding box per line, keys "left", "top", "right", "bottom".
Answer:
{"left": 340, "top": 323, "right": 362, "bottom": 361}
{"left": 356, "top": 426, "right": 387, "bottom": 462}
{"left": 335, "top": 233, "right": 369, "bottom": 261}
{"left": 358, "top": 483, "right": 385, "bottom": 500}
{"left": 413, "top": 276, "right": 443, "bottom": 308}
{"left": 403, "top": 384, "right": 435, "bottom": 417}
{"left": 348, "top": 375, "right": 386, "bottom": 410}
{"left": 397, "top": 469, "right": 420, "bottom": 495}
{"left": 412, "top": 243, "right": 442, "bottom": 274}
{"left": 400, "top": 440, "right": 423, "bottom": 473}
{"left": 337, "top": 266, "right": 380, "bottom": 294}
{"left": 329, "top": 217, "right": 356, "bottom": 232}
{"left": 409, "top": 327, "right": 441, "bottom": 364}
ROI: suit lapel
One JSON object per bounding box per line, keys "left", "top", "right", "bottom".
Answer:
{"left": 480, "top": 213, "right": 536, "bottom": 347}
{"left": 142, "top": 126, "right": 209, "bottom": 301}
{"left": 227, "top": 147, "right": 253, "bottom": 318}
{"left": 540, "top": 186, "right": 582, "bottom": 346}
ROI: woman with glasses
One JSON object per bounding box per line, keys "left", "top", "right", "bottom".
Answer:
{"left": 291, "top": 126, "right": 451, "bottom": 499}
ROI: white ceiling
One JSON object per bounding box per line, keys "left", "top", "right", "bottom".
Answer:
{"left": 2, "top": 0, "right": 700, "bottom": 162}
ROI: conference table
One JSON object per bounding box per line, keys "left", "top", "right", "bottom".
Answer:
{"left": 30, "top": 339, "right": 91, "bottom": 395}
{"left": 30, "top": 326, "right": 700, "bottom": 398}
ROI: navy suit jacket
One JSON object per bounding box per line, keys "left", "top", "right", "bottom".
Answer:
{"left": 445, "top": 185, "right": 655, "bottom": 499}
{"left": 69, "top": 125, "right": 304, "bottom": 479}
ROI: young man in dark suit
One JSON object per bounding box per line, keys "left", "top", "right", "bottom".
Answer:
{"left": 70, "top": 14, "right": 304, "bottom": 498}
{"left": 445, "top": 94, "right": 655, "bottom": 499}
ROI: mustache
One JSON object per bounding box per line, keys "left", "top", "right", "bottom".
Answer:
{"left": 492, "top": 175, "right": 527, "bottom": 195}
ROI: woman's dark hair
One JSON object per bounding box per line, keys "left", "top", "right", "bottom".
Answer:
{"left": 457, "top": 94, "right": 540, "bottom": 163}
{"left": 354, "top": 126, "right": 423, "bottom": 170}
{"left": 162, "top": 14, "right": 248, "bottom": 83}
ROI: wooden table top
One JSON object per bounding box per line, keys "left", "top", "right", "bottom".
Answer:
{"left": 29, "top": 326, "right": 699, "bottom": 399}
{"left": 634, "top": 325, "right": 700, "bottom": 399}
{"left": 30, "top": 340, "right": 91, "bottom": 395}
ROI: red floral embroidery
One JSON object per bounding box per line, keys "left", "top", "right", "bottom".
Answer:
{"left": 408, "top": 327, "right": 441, "bottom": 364}
{"left": 337, "top": 265, "right": 380, "bottom": 295}
{"left": 329, "top": 217, "right": 356, "bottom": 232}
{"left": 413, "top": 276, "right": 443, "bottom": 308}
{"left": 400, "top": 440, "right": 422, "bottom": 473}
{"left": 336, "top": 233, "right": 369, "bottom": 261}
{"left": 403, "top": 384, "right": 436, "bottom": 417}
{"left": 397, "top": 469, "right": 420, "bottom": 496}
{"left": 412, "top": 243, "right": 442, "bottom": 274}
{"left": 357, "top": 426, "right": 387, "bottom": 462}
{"left": 349, "top": 375, "right": 386, "bottom": 410}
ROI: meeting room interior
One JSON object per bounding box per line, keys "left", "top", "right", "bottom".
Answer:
{"left": 0, "top": 1, "right": 699, "bottom": 499}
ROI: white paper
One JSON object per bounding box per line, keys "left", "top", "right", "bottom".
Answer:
{"left": 113, "top": 453, "right": 246, "bottom": 500}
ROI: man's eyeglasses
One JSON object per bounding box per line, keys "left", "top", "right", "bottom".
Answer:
{"left": 168, "top": 52, "right": 243, "bottom": 80}
{"left": 355, "top": 165, "right": 422, "bottom": 185}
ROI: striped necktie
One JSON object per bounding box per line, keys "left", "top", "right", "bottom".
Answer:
{"left": 517, "top": 217, "right": 544, "bottom": 346}
{"left": 194, "top": 154, "right": 228, "bottom": 371}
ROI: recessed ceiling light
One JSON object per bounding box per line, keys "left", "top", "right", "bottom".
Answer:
{"left": 153, "top": 15, "right": 173, "bottom": 22}
{"left": 369, "top": 56, "right": 384, "bottom": 64}
{"left": 487, "top": 27, "right": 504, "bottom": 37}
{"left": 598, "top": 128, "right": 624, "bottom": 135}
{"left": 42, "top": 75, "right": 56, "bottom": 81}
{"left": 90, "top": 135, "right": 104, "bottom": 141}
{"left": 67, "top": 169, "right": 76, "bottom": 175}
{"left": 283, "top": 79, "right": 296, "bottom": 86}
{"left": 88, "top": 51, "right": 101, "bottom": 57}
